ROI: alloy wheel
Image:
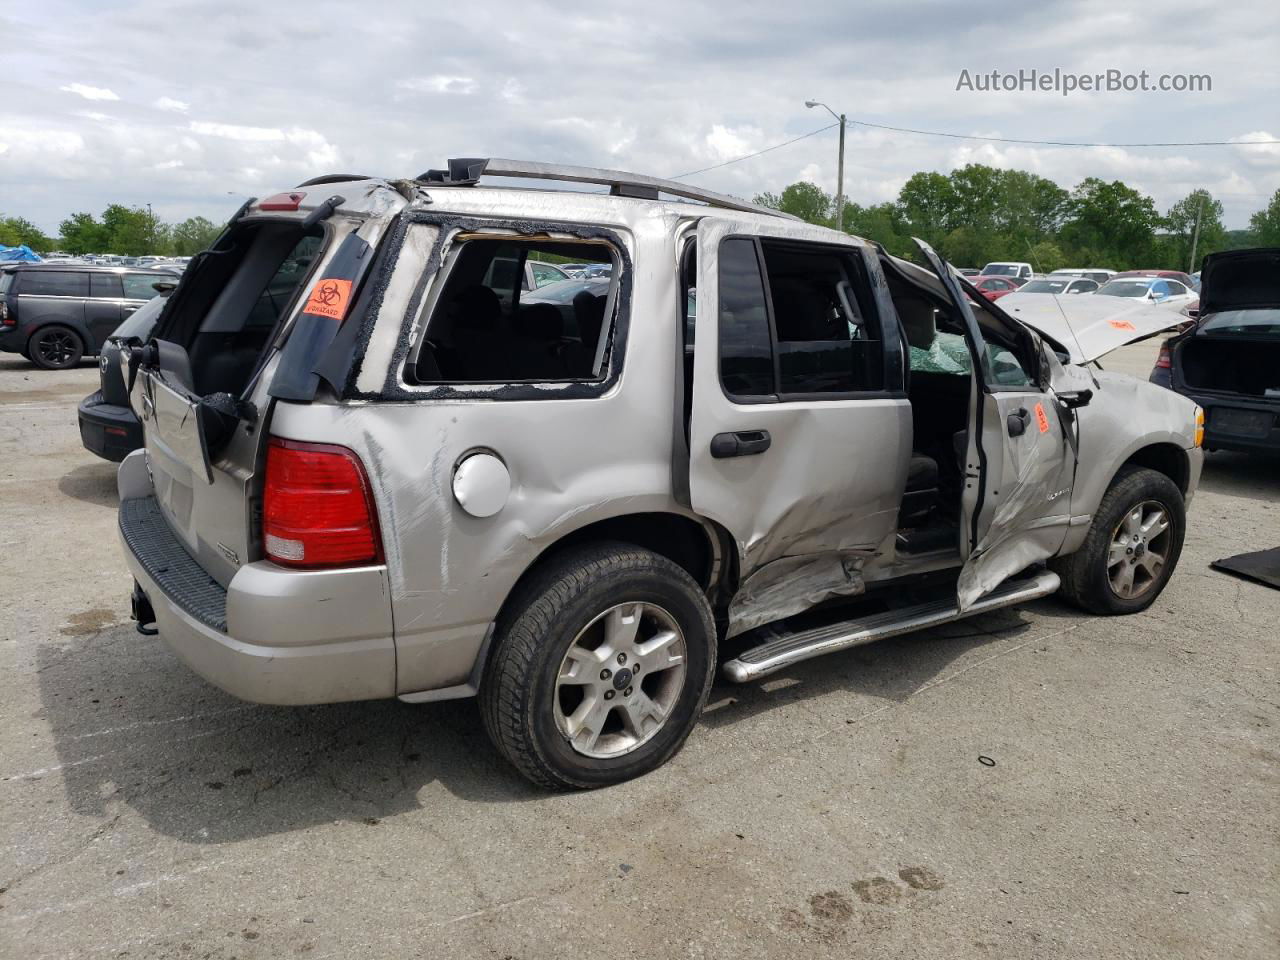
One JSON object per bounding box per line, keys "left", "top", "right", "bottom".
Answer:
{"left": 1107, "top": 500, "right": 1171, "bottom": 599}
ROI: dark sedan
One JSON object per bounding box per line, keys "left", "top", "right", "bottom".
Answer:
{"left": 1152, "top": 248, "right": 1280, "bottom": 454}
{"left": 77, "top": 290, "right": 169, "bottom": 461}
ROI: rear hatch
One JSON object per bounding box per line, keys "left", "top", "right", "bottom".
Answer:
{"left": 130, "top": 184, "right": 404, "bottom": 587}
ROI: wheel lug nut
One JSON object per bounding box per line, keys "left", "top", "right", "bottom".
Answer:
{"left": 600, "top": 668, "right": 612, "bottom": 681}
{"left": 617, "top": 653, "right": 627, "bottom": 665}
{"left": 604, "top": 690, "right": 615, "bottom": 700}
{"left": 624, "top": 687, "right": 633, "bottom": 697}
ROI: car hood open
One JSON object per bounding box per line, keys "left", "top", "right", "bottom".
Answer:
{"left": 1198, "top": 247, "right": 1280, "bottom": 315}
{"left": 991, "top": 293, "right": 1187, "bottom": 364}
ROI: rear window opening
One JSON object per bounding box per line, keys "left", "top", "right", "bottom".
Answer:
{"left": 410, "top": 237, "right": 619, "bottom": 384}
{"left": 157, "top": 221, "right": 324, "bottom": 397}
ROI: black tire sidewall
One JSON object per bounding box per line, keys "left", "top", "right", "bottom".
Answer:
{"left": 516, "top": 552, "right": 713, "bottom": 787}
{"left": 1082, "top": 469, "right": 1186, "bottom": 614}
{"left": 29, "top": 326, "right": 84, "bottom": 370}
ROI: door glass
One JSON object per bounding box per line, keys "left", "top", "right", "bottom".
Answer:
{"left": 985, "top": 342, "right": 1035, "bottom": 387}
{"left": 90, "top": 274, "right": 123, "bottom": 299}
{"left": 122, "top": 274, "right": 168, "bottom": 300}
{"left": 19, "top": 271, "right": 89, "bottom": 296}
{"left": 716, "top": 238, "right": 774, "bottom": 399}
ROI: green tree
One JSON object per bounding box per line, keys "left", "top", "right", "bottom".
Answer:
{"left": 101, "top": 204, "right": 163, "bottom": 255}
{"left": 170, "top": 216, "right": 221, "bottom": 256}
{"left": 1026, "top": 240, "right": 1067, "bottom": 274}
{"left": 995, "top": 170, "right": 1069, "bottom": 248}
{"left": 1162, "top": 189, "right": 1226, "bottom": 272}
{"left": 753, "top": 181, "right": 832, "bottom": 225}
{"left": 58, "top": 212, "right": 109, "bottom": 254}
{"left": 1059, "top": 178, "right": 1161, "bottom": 269}
{"left": 0, "top": 216, "right": 54, "bottom": 251}
{"left": 843, "top": 201, "right": 913, "bottom": 257}
{"left": 897, "top": 171, "right": 959, "bottom": 246}
{"left": 1248, "top": 188, "right": 1280, "bottom": 246}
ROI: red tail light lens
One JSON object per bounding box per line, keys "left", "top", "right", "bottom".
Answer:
{"left": 1155, "top": 344, "right": 1172, "bottom": 369}
{"left": 0, "top": 303, "right": 12, "bottom": 326}
{"left": 263, "top": 437, "right": 382, "bottom": 569}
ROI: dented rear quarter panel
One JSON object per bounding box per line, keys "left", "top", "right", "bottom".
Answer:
{"left": 268, "top": 206, "right": 697, "bottom": 695}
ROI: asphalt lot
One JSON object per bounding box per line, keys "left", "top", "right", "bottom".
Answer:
{"left": 1, "top": 343, "right": 1277, "bottom": 960}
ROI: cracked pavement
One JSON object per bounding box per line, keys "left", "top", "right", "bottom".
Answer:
{"left": 1, "top": 344, "right": 1277, "bottom": 959}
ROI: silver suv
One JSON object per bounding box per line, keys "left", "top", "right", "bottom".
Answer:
{"left": 116, "top": 159, "right": 1203, "bottom": 788}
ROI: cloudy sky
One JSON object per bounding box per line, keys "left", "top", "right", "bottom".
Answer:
{"left": 3, "top": 0, "right": 1278, "bottom": 236}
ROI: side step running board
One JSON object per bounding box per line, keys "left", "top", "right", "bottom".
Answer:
{"left": 722, "top": 571, "right": 1060, "bottom": 683}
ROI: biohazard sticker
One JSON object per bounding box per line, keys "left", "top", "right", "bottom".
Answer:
{"left": 1034, "top": 402, "right": 1050, "bottom": 433}
{"left": 303, "top": 278, "right": 354, "bottom": 320}
{"left": 1106, "top": 318, "right": 1136, "bottom": 331}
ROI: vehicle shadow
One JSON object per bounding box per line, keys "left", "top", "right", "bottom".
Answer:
{"left": 33, "top": 603, "right": 1037, "bottom": 844}
{"left": 57, "top": 461, "right": 119, "bottom": 508}
{"left": 1199, "top": 450, "right": 1280, "bottom": 505}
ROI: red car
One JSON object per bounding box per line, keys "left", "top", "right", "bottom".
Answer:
{"left": 970, "top": 275, "right": 1020, "bottom": 301}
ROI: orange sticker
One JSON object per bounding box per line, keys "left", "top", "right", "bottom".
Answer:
{"left": 1034, "top": 402, "right": 1050, "bottom": 434}
{"left": 303, "top": 277, "right": 353, "bottom": 320}
{"left": 1107, "top": 318, "right": 1136, "bottom": 331}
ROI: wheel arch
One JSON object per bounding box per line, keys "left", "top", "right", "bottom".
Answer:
{"left": 1113, "top": 442, "right": 1191, "bottom": 496}
{"left": 26, "top": 319, "right": 90, "bottom": 357}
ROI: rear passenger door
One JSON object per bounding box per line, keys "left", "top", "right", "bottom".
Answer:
{"left": 689, "top": 219, "right": 911, "bottom": 636}
{"left": 86, "top": 273, "right": 124, "bottom": 347}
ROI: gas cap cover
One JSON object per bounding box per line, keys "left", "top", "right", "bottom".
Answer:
{"left": 452, "top": 452, "right": 510, "bottom": 518}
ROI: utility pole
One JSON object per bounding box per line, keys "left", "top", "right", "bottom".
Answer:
{"left": 1187, "top": 196, "right": 1204, "bottom": 275}
{"left": 805, "top": 100, "right": 847, "bottom": 232}
{"left": 146, "top": 202, "right": 155, "bottom": 255}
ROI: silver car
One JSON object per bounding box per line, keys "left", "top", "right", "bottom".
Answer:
{"left": 116, "top": 159, "right": 1203, "bottom": 788}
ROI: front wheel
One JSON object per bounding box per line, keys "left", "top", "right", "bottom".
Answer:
{"left": 1051, "top": 465, "right": 1186, "bottom": 615}
{"left": 480, "top": 542, "right": 716, "bottom": 789}
{"left": 28, "top": 325, "right": 85, "bottom": 370}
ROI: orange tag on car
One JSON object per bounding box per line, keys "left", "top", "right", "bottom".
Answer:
{"left": 1107, "top": 318, "right": 1136, "bottom": 331}
{"left": 303, "top": 278, "right": 353, "bottom": 320}
{"left": 1034, "top": 402, "right": 1050, "bottom": 433}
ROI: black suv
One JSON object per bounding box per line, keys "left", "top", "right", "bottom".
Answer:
{"left": 0, "top": 263, "right": 178, "bottom": 369}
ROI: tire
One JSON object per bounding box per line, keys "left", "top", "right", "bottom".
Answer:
{"left": 480, "top": 542, "right": 716, "bottom": 789}
{"left": 28, "top": 325, "right": 85, "bottom": 370}
{"left": 1051, "top": 465, "right": 1186, "bottom": 615}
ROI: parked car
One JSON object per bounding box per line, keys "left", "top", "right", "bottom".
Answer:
{"left": 117, "top": 159, "right": 1202, "bottom": 788}
{"left": 1095, "top": 276, "right": 1197, "bottom": 309}
{"left": 1151, "top": 248, "right": 1279, "bottom": 453}
{"left": 955, "top": 267, "right": 982, "bottom": 277}
{"left": 1009, "top": 277, "right": 1100, "bottom": 296}
{"left": 970, "top": 275, "right": 1020, "bottom": 301}
{"left": 1114, "top": 269, "right": 1197, "bottom": 289}
{"left": 980, "top": 261, "right": 1034, "bottom": 283}
{"left": 1050, "top": 268, "right": 1116, "bottom": 284}
{"left": 0, "top": 263, "right": 178, "bottom": 369}
{"left": 78, "top": 284, "right": 174, "bottom": 461}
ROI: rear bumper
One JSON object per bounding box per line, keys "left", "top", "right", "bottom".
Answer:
{"left": 1175, "top": 389, "right": 1280, "bottom": 453}
{"left": 78, "top": 391, "right": 143, "bottom": 462}
{"left": 118, "top": 486, "right": 396, "bottom": 705}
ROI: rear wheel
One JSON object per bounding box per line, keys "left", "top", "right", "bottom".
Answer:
{"left": 1052, "top": 466, "right": 1185, "bottom": 615}
{"left": 480, "top": 542, "right": 716, "bottom": 789}
{"left": 29, "top": 325, "right": 84, "bottom": 370}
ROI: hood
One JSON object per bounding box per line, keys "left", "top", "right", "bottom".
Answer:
{"left": 992, "top": 291, "right": 1186, "bottom": 364}
{"left": 1198, "top": 247, "right": 1280, "bottom": 315}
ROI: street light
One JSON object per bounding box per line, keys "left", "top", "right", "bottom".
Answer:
{"left": 805, "top": 100, "right": 846, "bottom": 232}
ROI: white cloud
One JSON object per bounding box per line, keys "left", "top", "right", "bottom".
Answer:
{"left": 189, "top": 121, "right": 285, "bottom": 142}
{"left": 153, "top": 159, "right": 183, "bottom": 170}
{"left": 60, "top": 83, "right": 119, "bottom": 102}
{"left": 397, "top": 75, "right": 475, "bottom": 95}
{"left": 153, "top": 96, "right": 190, "bottom": 113}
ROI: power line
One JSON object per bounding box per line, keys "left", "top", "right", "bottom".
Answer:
{"left": 845, "top": 117, "right": 1280, "bottom": 148}
{"left": 669, "top": 123, "right": 839, "bottom": 180}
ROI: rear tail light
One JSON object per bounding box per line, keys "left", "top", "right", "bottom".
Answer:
{"left": 0, "top": 302, "right": 11, "bottom": 326}
{"left": 263, "top": 437, "right": 382, "bottom": 569}
{"left": 1155, "top": 343, "right": 1172, "bottom": 369}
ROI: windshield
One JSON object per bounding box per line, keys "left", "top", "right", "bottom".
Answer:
{"left": 1020, "top": 279, "right": 1072, "bottom": 294}
{"left": 1201, "top": 308, "right": 1280, "bottom": 336}
{"left": 981, "top": 264, "right": 1019, "bottom": 276}
{"left": 1097, "top": 280, "right": 1151, "bottom": 297}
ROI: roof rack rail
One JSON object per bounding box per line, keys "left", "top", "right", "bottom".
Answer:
{"left": 295, "top": 173, "right": 374, "bottom": 187}
{"left": 414, "top": 157, "right": 798, "bottom": 220}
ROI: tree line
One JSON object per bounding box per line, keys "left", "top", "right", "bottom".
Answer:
{"left": 754, "top": 165, "right": 1280, "bottom": 272}
{"left": 0, "top": 206, "right": 223, "bottom": 257}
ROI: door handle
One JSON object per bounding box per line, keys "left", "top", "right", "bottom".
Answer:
{"left": 1006, "top": 408, "right": 1029, "bottom": 437}
{"left": 711, "top": 430, "right": 772, "bottom": 459}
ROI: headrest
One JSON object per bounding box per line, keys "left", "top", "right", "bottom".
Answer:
{"left": 572, "top": 290, "right": 607, "bottom": 343}
{"left": 519, "top": 303, "right": 563, "bottom": 340}
{"left": 453, "top": 284, "right": 502, "bottom": 330}
{"left": 895, "top": 295, "right": 936, "bottom": 349}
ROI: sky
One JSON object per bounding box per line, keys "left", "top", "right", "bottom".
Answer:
{"left": 2, "top": 0, "right": 1278, "bottom": 237}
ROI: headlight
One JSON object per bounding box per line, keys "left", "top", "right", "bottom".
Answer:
{"left": 1193, "top": 406, "right": 1205, "bottom": 448}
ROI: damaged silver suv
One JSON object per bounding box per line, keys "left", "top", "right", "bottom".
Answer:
{"left": 116, "top": 158, "right": 1203, "bottom": 788}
